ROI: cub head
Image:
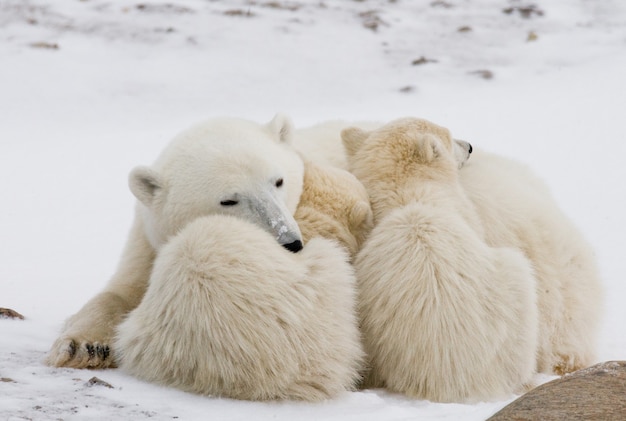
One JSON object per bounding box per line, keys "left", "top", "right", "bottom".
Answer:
{"left": 294, "top": 160, "right": 373, "bottom": 260}
{"left": 341, "top": 118, "right": 472, "bottom": 219}
{"left": 129, "top": 114, "right": 305, "bottom": 253}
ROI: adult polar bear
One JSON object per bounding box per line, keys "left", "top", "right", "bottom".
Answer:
{"left": 46, "top": 114, "right": 305, "bottom": 369}
{"left": 296, "top": 119, "right": 603, "bottom": 378}
{"left": 112, "top": 160, "right": 373, "bottom": 400}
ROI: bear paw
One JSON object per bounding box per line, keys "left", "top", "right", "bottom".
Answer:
{"left": 46, "top": 336, "right": 115, "bottom": 369}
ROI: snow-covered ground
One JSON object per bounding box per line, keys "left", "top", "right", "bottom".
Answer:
{"left": 1, "top": 0, "right": 625, "bottom": 419}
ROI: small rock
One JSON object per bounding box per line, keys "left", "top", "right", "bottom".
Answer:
{"left": 29, "top": 42, "right": 59, "bottom": 50}
{"left": 527, "top": 31, "right": 538, "bottom": 41}
{"left": 223, "top": 9, "right": 255, "bottom": 17}
{"left": 86, "top": 376, "right": 114, "bottom": 389}
{"left": 469, "top": 69, "right": 494, "bottom": 80}
{"left": 135, "top": 4, "right": 193, "bottom": 14}
{"left": 262, "top": 2, "right": 301, "bottom": 12}
{"left": 503, "top": 5, "right": 544, "bottom": 19}
{"left": 457, "top": 26, "right": 472, "bottom": 33}
{"left": 411, "top": 56, "right": 438, "bottom": 65}
{"left": 430, "top": 1, "right": 453, "bottom": 8}
{"left": 359, "top": 10, "right": 387, "bottom": 32}
{"left": 0, "top": 308, "right": 24, "bottom": 319}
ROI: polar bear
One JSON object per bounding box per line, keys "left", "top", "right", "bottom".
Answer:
{"left": 46, "top": 115, "right": 305, "bottom": 369}
{"left": 299, "top": 116, "right": 603, "bottom": 378}
{"left": 342, "top": 118, "right": 539, "bottom": 402}
{"left": 113, "top": 160, "right": 370, "bottom": 400}
{"left": 114, "top": 214, "right": 364, "bottom": 401}
{"left": 294, "top": 160, "right": 373, "bottom": 260}
{"left": 458, "top": 149, "right": 603, "bottom": 377}
{"left": 294, "top": 120, "right": 472, "bottom": 171}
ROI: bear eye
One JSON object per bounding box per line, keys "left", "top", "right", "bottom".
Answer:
{"left": 275, "top": 178, "right": 284, "bottom": 188}
{"left": 220, "top": 200, "right": 238, "bottom": 206}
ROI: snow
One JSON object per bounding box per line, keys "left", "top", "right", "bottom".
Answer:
{"left": 1, "top": 0, "right": 625, "bottom": 419}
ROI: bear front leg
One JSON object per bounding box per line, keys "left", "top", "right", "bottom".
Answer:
{"left": 46, "top": 215, "right": 155, "bottom": 369}
{"left": 46, "top": 292, "right": 131, "bottom": 368}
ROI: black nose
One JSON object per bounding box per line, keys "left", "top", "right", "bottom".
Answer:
{"left": 468, "top": 143, "right": 473, "bottom": 154}
{"left": 283, "top": 240, "right": 303, "bottom": 253}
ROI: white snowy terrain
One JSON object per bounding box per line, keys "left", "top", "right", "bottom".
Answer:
{"left": 1, "top": 0, "right": 625, "bottom": 419}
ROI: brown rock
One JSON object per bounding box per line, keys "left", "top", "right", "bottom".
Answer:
{"left": 0, "top": 308, "right": 24, "bottom": 319}
{"left": 488, "top": 361, "right": 626, "bottom": 421}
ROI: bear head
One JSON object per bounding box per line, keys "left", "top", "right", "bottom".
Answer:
{"left": 129, "top": 114, "right": 305, "bottom": 253}
{"left": 294, "top": 160, "right": 373, "bottom": 260}
{"left": 341, "top": 117, "right": 472, "bottom": 221}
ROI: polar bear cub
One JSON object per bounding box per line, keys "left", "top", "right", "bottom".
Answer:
{"left": 46, "top": 115, "right": 305, "bottom": 369}
{"left": 295, "top": 160, "right": 373, "bottom": 260}
{"left": 342, "top": 118, "right": 539, "bottom": 402}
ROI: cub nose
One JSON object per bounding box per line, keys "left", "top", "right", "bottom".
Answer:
{"left": 468, "top": 143, "right": 473, "bottom": 154}
{"left": 283, "top": 240, "right": 303, "bottom": 253}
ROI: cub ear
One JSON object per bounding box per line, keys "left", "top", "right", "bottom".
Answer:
{"left": 129, "top": 166, "right": 163, "bottom": 206}
{"left": 341, "top": 127, "right": 369, "bottom": 157}
{"left": 417, "top": 134, "right": 441, "bottom": 163}
{"left": 267, "top": 113, "right": 295, "bottom": 145}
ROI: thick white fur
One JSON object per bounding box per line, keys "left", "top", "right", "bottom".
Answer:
{"left": 294, "top": 160, "right": 373, "bottom": 261}
{"left": 295, "top": 120, "right": 471, "bottom": 170}
{"left": 294, "top": 120, "right": 382, "bottom": 169}
{"left": 302, "top": 117, "right": 603, "bottom": 377}
{"left": 459, "top": 149, "right": 603, "bottom": 375}
{"left": 46, "top": 115, "right": 305, "bottom": 369}
{"left": 114, "top": 214, "right": 363, "bottom": 401}
{"left": 130, "top": 115, "right": 304, "bottom": 249}
{"left": 343, "top": 118, "right": 539, "bottom": 402}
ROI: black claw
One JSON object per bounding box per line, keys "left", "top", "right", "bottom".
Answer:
{"left": 95, "top": 345, "right": 110, "bottom": 361}
{"left": 102, "top": 345, "right": 110, "bottom": 361}
{"left": 68, "top": 340, "right": 77, "bottom": 358}
{"left": 86, "top": 344, "right": 95, "bottom": 359}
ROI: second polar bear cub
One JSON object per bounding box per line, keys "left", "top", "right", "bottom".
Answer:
{"left": 114, "top": 159, "right": 370, "bottom": 401}
{"left": 295, "top": 160, "right": 373, "bottom": 260}
{"left": 342, "top": 118, "right": 538, "bottom": 402}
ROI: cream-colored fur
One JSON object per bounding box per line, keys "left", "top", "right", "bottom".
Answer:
{"left": 458, "top": 149, "right": 603, "bottom": 375}
{"left": 114, "top": 214, "right": 363, "bottom": 401}
{"left": 294, "top": 160, "right": 373, "bottom": 260}
{"left": 46, "top": 115, "right": 305, "bottom": 369}
{"left": 343, "top": 118, "right": 539, "bottom": 402}
{"left": 303, "top": 117, "right": 603, "bottom": 377}
{"left": 343, "top": 117, "right": 603, "bottom": 401}
{"left": 294, "top": 120, "right": 382, "bottom": 169}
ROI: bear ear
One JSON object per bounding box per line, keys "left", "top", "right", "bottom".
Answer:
{"left": 129, "top": 166, "right": 163, "bottom": 206}
{"left": 341, "top": 127, "right": 369, "bottom": 157}
{"left": 267, "top": 113, "right": 295, "bottom": 145}
{"left": 417, "top": 134, "right": 440, "bottom": 163}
